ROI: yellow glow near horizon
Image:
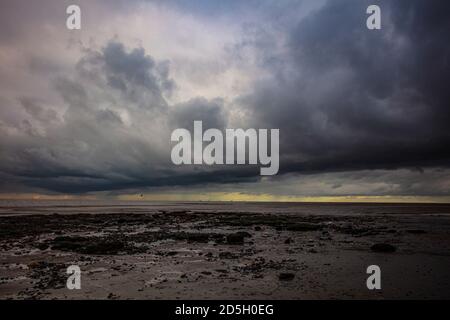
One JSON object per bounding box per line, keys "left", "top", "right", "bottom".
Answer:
{"left": 1, "top": 192, "right": 450, "bottom": 203}
{"left": 116, "top": 192, "right": 450, "bottom": 203}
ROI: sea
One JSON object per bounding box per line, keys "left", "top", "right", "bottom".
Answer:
{"left": 1, "top": 200, "right": 450, "bottom": 217}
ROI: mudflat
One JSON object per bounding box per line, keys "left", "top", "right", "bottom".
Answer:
{"left": 1, "top": 202, "right": 450, "bottom": 299}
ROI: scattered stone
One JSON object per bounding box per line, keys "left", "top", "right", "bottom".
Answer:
{"left": 219, "top": 252, "right": 238, "bottom": 259}
{"left": 107, "top": 293, "right": 119, "bottom": 299}
{"left": 371, "top": 243, "right": 396, "bottom": 253}
{"left": 37, "top": 243, "right": 49, "bottom": 251}
{"left": 278, "top": 273, "right": 295, "bottom": 281}
{"left": 406, "top": 229, "right": 427, "bottom": 234}
{"left": 226, "top": 233, "right": 245, "bottom": 245}
{"left": 235, "top": 231, "right": 252, "bottom": 238}
{"left": 50, "top": 236, "right": 126, "bottom": 255}
{"left": 28, "top": 261, "right": 66, "bottom": 291}
{"left": 215, "top": 269, "right": 228, "bottom": 273}
{"left": 286, "top": 223, "right": 322, "bottom": 232}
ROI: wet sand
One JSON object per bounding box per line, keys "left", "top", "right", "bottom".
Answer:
{"left": 1, "top": 202, "right": 450, "bottom": 299}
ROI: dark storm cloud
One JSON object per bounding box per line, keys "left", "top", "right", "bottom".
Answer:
{"left": 169, "top": 97, "right": 226, "bottom": 131}
{"left": 0, "top": 39, "right": 235, "bottom": 193}
{"left": 242, "top": 0, "right": 450, "bottom": 174}
{"left": 1, "top": 0, "right": 449, "bottom": 195}
{"left": 75, "top": 41, "right": 174, "bottom": 110}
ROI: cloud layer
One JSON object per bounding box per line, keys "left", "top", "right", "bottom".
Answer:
{"left": 0, "top": 0, "right": 449, "bottom": 198}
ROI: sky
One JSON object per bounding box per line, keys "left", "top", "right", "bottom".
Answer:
{"left": 0, "top": 0, "right": 449, "bottom": 202}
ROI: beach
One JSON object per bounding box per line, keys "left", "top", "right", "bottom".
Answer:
{"left": 1, "top": 201, "right": 450, "bottom": 299}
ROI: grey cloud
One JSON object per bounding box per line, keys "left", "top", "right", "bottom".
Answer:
{"left": 169, "top": 97, "right": 226, "bottom": 131}
{"left": 95, "top": 109, "right": 123, "bottom": 125}
{"left": 241, "top": 0, "right": 450, "bottom": 175}
{"left": 20, "top": 97, "right": 58, "bottom": 123}
{"left": 75, "top": 41, "right": 173, "bottom": 111}
{"left": 1, "top": 0, "right": 449, "bottom": 196}
{"left": 0, "top": 39, "right": 233, "bottom": 193}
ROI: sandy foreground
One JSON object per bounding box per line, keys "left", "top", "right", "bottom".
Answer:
{"left": 1, "top": 202, "right": 450, "bottom": 299}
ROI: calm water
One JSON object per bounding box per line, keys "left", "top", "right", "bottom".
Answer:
{"left": 1, "top": 200, "right": 450, "bottom": 216}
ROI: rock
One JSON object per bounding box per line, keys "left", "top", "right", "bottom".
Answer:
{"left": 286, "top": 223, "right": 322, "bottom": 232}
{"left": 37, "top": 243, "right": 49, "bottom": 251}
{"left": 235, "top": 231, "right": 252, "bottom": 238}
{"left": 278, "top": 273, "right": 295, "bottom": 281}
{"left": 215, "top": 269, "right": 228, "bottom": 273}
{"left": 186, "top": 233, "right": 211, "bottom": 243}
{"left": 226, "top": 233, "right": 245, "bottom": 245}
{"left": 107, "top": 293, "right": 119, "bottom": 299}
{"left": 27, "top": 261, "right": 66, "bottom": 290}
{"left": 50, "top": 236, "right": 126, "bottom": 255}
{"left": 406, "top": 229, "right": 427, "bottom": 234}
{"left": 284, "top": 238, "right": 292, "bottom": 244}
{"left": 254, "top": 226, "right": 262, "bottom": 231}
{"left": 219, "top": 252, "right": 238, "bottom": 259}
{"left": 371, "top": 243, "right": 396, "bottom": 253}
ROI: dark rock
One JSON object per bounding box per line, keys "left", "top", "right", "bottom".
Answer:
{"left": 37, "top": 243, "right": 49, "bottom": 250}
{"left": 219, "top": 252, "right": 238, "bottom": 259}
{"left": 215, "top": 269, "right": 228, "bottom": 273}
{"left": 226, "top": 233, "right": 245, "bottom": 245}
{"left": 186, "top": 233, "right": 210, "bottom": 243}
{"left": 50, "top": 236, "right": 126, "bottom": 255}
{"left": 27, "top": 261, "right": 66, "bottom": 290}
{"left": 254, "top": 226, "right": 262, "bottom": 231}
{"left": 286, "top": 223, "right": 322, "bottom": 232}
{"left": 278, "top": 273, "right": 295, "bottom": 281}
{"left": 107, "top": 293, "right": 118, "bottom": 299}
{"left": 284, "top": 238, "right": 292, "bottom": 244}
{"left": 371, "top": 243, "right": 396, "bottom": 253}
{"left": 406, "top": 229, "right": 427, "bottom": 234}
{"left": 235, "top": 231, "right": 252, "bottom": 238}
